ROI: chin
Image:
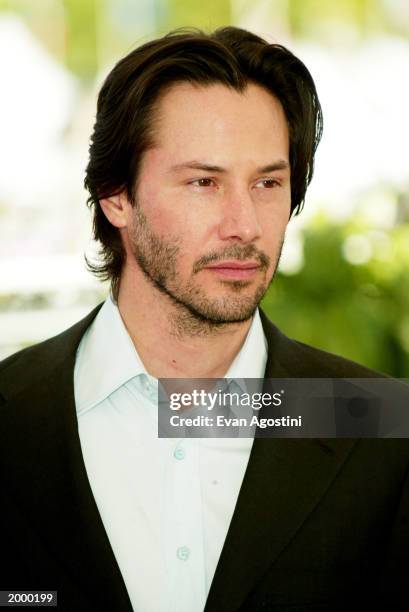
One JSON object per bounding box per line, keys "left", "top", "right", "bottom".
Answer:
{"left": 191, "top": 301, "right": 259, "bottom": 325}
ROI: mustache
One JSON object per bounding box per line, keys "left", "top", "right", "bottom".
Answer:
{"left": 193, "top": 244, "right": 270, "bottom": 274}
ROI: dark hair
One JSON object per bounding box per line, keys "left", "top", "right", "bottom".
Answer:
{"left": 84, "top": 26, "right": 323, "bottom": 299}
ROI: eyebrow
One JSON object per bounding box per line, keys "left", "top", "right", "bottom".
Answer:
{"left": 168, "top": 160, "right": 290, "bottom": 174}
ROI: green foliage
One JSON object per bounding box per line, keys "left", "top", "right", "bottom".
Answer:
{"left": 63, "top": 0, "right": 98, "bottom": 81}
{"left": 2, "top": 0, "right": 406, "bottom": 80}
{"left": 287, "top": 0, "right": 389, "bottom": 37}
{"left": 164, "top": 0, "right": 231, "bottom": 31}
{"left": 262, "top": 219, "right": 409, "bottom": 376}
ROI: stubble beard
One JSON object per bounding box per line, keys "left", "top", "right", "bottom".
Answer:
{"left": 129, "top": 206, "right": 284, "bottom": 336}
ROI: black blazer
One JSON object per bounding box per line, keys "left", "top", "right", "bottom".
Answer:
{"left": 1, "top": 304, "right": 408, "bottom": 611}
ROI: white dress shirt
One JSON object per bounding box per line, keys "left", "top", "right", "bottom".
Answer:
{"left": 74, "top": 296, "right": 267, "bottom": 612}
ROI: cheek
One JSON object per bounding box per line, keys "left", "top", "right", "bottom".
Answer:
{"left": 141, "top": 191, "right": 214, "bottom": 245}
{"left": 138, "top": 194, "right": 179, "bottom": 238}
{"left": 262, "top": 206, "right": 290, "bottom": 236}
{"left": 139, "top": 198, "right": 203, "bottom": 263}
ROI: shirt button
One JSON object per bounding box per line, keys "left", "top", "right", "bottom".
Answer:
{"left": 173, "top": 447, "right": 186, "bottom": 460}
{"left": 176, "top": 546, "right": 190, "bottom": 561}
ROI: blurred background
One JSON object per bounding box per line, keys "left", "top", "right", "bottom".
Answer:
{"left": 0, "top": 0, "right": 408, "bottom": 375}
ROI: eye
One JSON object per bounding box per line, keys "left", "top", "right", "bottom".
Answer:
{"left": 255, "top": 178, "right": 281, "bottom": 189}
{"left": 189, "top": 178, "right": 216, "bottom": 188}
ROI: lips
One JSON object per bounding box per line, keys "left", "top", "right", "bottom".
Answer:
{"left": 206, "top": 261, "right": 260, "bottom": 270}
{"left": 204, "top": 261, "right": 261, "bottom": 279}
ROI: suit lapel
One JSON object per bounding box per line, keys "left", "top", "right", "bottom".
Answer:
{"left": 0, "top": 305, "right": 132, "bottom": 611}
{"left": 204, "top": 436, "right": 356, "bottom": 611}
{"left": 204, "top": 310, "right": 358, "bottom": 611}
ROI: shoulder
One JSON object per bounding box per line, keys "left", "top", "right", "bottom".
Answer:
{"left": 0, "top": 303, "right": 103, "bottom": 402}
{"left": 259, "top": 309, "right": 387, "bottom": 378}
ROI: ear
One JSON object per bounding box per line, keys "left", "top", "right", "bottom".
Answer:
{"left": 99, "top": 192, "right": 132, "bottom": 228}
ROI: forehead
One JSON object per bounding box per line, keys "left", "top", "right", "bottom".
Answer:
{"left": 149, "top": 81, "right": 289, "bottom": 166}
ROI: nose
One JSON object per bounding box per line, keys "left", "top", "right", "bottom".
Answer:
{"left": 217, "top": 187, "right": 262, "bottom": 243}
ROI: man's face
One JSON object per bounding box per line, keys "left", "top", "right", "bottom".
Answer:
{"left": 127, "top": 82, "right": 291, "bottom": 324}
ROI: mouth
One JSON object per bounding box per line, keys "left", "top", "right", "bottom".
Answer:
{"left": 204, "top": 261, "right": 261, "bottom": 280}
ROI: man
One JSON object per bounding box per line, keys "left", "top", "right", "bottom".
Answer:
{"left": 1, "top": 27, "right": 408, "bottom": 611}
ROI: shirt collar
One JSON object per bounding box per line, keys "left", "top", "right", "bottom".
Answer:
{"left": 74, "top": 295, "right": 148, "bottom": 415}
{"left": 74, "top": 296, "right": 268, "bottom": 414}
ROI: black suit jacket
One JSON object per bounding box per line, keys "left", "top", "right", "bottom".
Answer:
{"left": 1, "top": 304, "right": 409, "bottom": 611}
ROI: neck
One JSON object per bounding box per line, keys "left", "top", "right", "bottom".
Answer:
{"left": 116, "top": 265, "right": 253, "bottom": 379}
